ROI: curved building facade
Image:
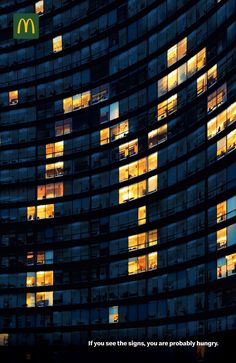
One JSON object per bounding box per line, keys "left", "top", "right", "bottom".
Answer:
{"left": 0, "top": 0, "right": 236, "bottom": 361}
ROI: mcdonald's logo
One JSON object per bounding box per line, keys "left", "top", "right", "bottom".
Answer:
{"left": 13, "top": 13, "right": 39, "bottom": 39}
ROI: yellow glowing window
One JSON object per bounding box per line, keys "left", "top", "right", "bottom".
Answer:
{"left": 128, "top": 233, "right": 146, "bottom": 251}
{"left": 81, "top": 91, "right": 91, "bottom": 108}
{"left": 36, "top": 271, "right": 53, "bottom": 286}
{"left": 119, "top": 139, "right": 138, "bottom": 159}
{"left": 26, "top": 272, "right": 35, "bottom": 287}
{"left": 196, "top": 48, "right": 206, "bottom": 70}
{"left": 27, "top": 252, "right": 34, "bottom": 265}
{"left": 148, "top": 175, "right": 158, "bottom": 193}
{"left": 119, "top": 165, "right": 129, "bottom": 182}
{"left": 217, "top": 228, "right": 227, "bottom": 249}
{"left": 148, "top": 252, "right": 157, "bottom": 270}
{"left": 138, "top": 158, "right": 147, "bottom": 174}
{"left": 46, "top": 141, "right": 64, "bottom": 158}
{"left": 129, "top": 161, "right": 138, "bottom": 179}
{"left": 228, "top": 102, "right": 236, "bottom": 124}
{"left": 36, "top": 291, "right": 53, "bottom": 307}
{"left": 138, "top": 180, "right": 146, "bottom": 198}
{"left": 45, "top": 162, "right": 64, "bottom": 179}
{"left": 109, "top": 306, "right": 119, "bottom": 323}
{"left": 100, "top": 128, "right": 109, "bottom": 145}
{"left": 37, "top": 204, "right": 54, "bottom": 219}
{"left": 148, "top": 153, "right": 157, "bottom": 171}
{"left": 217, "top": 201, "right": 227, "bottom": 223}
{"left": 226, "top": 253, "right": 236, "bottom": 276}
{"left": 149, "top": 230, "right": 158, "bottom": 246}
{"left": 27, "top": 206, "right": 36, "bottom": 221}
{"left": 38, "top": 182, "right": 63, "bottom": 199}
{"left": 138, "top": 206, "right": 146, "bottom": 225}
{"left": 128, "top": 255, "right": 147, "bottom": 275}
{"left": 207, "top": 65, "right": 217, "bottom": 87}
{"left": 9, "top": 90, "right": 18, "bottom": 105}
{"left": 26, "top": 293, "right": 35, "bottom": 308}
{"left": 53, "top": 35, "right": 62, "bottom": 53}
{"left": 158, "top": 94, "right": 177, "bottom": 120}
{"left": 37, "top": 185, "right": 46, "bottom": 200}
{"left": 197, "top": 74, "right": 207, "bottom": 95}
{"left": 37, "top": 252, "right": 45, "bottom": 264}
{"left": 217, "top": 257, "right": 227, "bottom": 279}
{"left": 119, "top": 186, "right": 129, "bottom": 204}
{"left": 168, "top": 70, "right": 177, "bottom": 91}
{"left": 0, "top": 333, "right": 9, "bottom": 346}
{"left": 111, "top": 120, "right": 129, "bottom": 141}
{"left": 227, "top": 129, "right": 236, "bottom": 152}
{"left": 167, "top": 44, "right": 177, "bottom": 67}
{"left": 158, "top": 76, "right": 168, "bottom": 96}
{"left": 208, "top": 84, "right": 227, "bottom": 113}
{"left": 148, "top": 129, "right": 158, "bottom": 148}
{"left": 217, "top": 137, "right": 226, "bottom": 158}
{"left": 63, "top": 97, "right": 72, "bottom": 113}
{"left": 178, "top": 37, "right": 187, "bottom": 60}
{"left": 207, "top": 117, "right": 216, "bottom": 139}
{"left": 35, "top": 0, "right": 44, "bottom": 14}
{"left": 187, "top": 55, "right": 197, "bottom": 77}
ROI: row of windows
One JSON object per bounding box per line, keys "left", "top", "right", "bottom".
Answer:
{"left": 119, "top": 175, "right": 157, "bottom": 204}
{"left": 119, "top": 152, "right": 157, "bottom": 182}
{"left": 197, "top": 64, "right": 217, "bottom": 95}
{"left": 207, "top": 101, "right": 236, "bottom": 139}
{"left": 26, "top": 271, "right": 53, "bottom": 287}
{"left": 157, "top": 48, "right": 206, "bottom": 97}
{"left": 217, "top": 253, "right": 236, "bottom": 279}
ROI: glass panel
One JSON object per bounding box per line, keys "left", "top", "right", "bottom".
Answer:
{"left": 53, "top": 35, "right": 62, "bottom": 53}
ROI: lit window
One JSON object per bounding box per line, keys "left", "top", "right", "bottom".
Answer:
{"left": 55, "top": 119, "right": 72, "bottom": 136}
{"left": 217, "top": 137, "right": 226, "bottom": 158}
{"left": 37, "top": 182, "right": 63, "bottom": 200}
{"left": 27, "top": 206, "right": 36, "bottom": 221}
{"left": 26, "top": 252, "right": 34, "bottom": 265}
{"left": 100, "top": 128, "right": 109, "bottom": 145}
{"left": 197, "top": 74, "right": 207, "bottom": 95}
{"left": 196, "top": 48, "right": 206, "bottom": 70}
{"left": 158, "top": 76, "right": 168, "bottom": 97}
{"left": 148, "top": 153, "right": 158, "bottom": 171}
{"left": 227, "top": 129, "right": 236, "bottom": 152}
{"left": 207, "top": 117, "right": 216, "bottom": 139}
{"left": 157, "top": 94, "right": 177, "bottom": 120}
{"left": 36, "top": 271, "right": 53, "bottom": 286}
{"left": 9, "top": 90, "right": 18, "bottom": 105}
{"left": 149, "top": 230, "right": 158, "bottom": 246}
{"left": 63, "top": 97, "right": 72, "bottom": 113}
{"left": 35, "top": 0, "right": 44, "bottom": 14}
{"left": 37, "top": 251, "right": 53, "bottom": 264}
{"left": 100, "top": 102, "right": 119, "bottom": 123}
{"left": 207, "top": 102, "right": 236, "bottom": 139}
{"left": 119, "top": 139, "right": 138, "bottom": 159}
{"left": 37, "top": 204, "right": 54, "bottom": 219}
{"left": 73, "top": 92, "right": 91, "bottom": 111}
{"left": 53, "top": 35, "right": 62, "bottom": 53}
{"left": 187, "top": 55, "right": 197, "bottom": 77}
{"left": 109, "top": 306, "right": 119, "bottom": 323}
{"left": 148, "top": 175, "right": 158, "bottom": 193}
{"left": 207, "top": 83, "right": 227, "bottom": 113}
{"left": 148, "top": 125, "right": 167, "bottom": 148}
{"left": 168, "top": 69, "right": 177, "bottom": 91}
{"left": 217, "top": 257, "right": 226, "bottom": 278}
{"left": 0, "top": 334, "right": 9, "bottom": 346}
{"left": 207, "top": 65, "right": 217, "bottom": 87}
{"left": 36, "top": 291, "right": 53, "bottom": 307}
{"left": 128, "top": 230, "right": 157, "bottom": 251}
{"left": 111, "top": 120, "right": 129, "bottom": 141}
{"left": 26, "top": 272, "right": 35, "bottom": 287}
{"left": 217, "top": 201, "right": 226, "bottom": 223}
{"left": 168, "top": 37, "right": 187, "bottom": 67}
{"left": 217, "top": 228, "right": 227, "bottom": 249}
{"left": 226, "top": 253, "right": 236, "bottom": 276}
{"left": 26, "top": 293, "right": 35, "bottom": 307}
{"left": 138, "top": 206, "right": 146, "bottom": 225}
{"left": 46, "top": 141, "right": 64, "bottom": 158}
{"left": 228, "top": 102, "right": 236, "bottom": 125}
{"left": 148, "top": 252, "right": 158, "bottom": 270}
{"left": 45, "top": 162, "right": 64, "bottom": 179}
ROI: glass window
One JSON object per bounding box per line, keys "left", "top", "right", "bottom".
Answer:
{"left": 36, "top": 291, "right": 53, "bottom": 307}
{"left": 227, "top": 129, "right": 236, "bottom": 152}
{"left": 178, "top": 37, "right": 187, "bottom": 60}
{"left": 196, "top": 48, "right": 206, "bottom": 70}
{"left": 168, "top": 70, "right": 177, "bottom": 91}
{"left": 217, "top": 137, "right": 226, "bottom": 158}
{"left": 26, "top": 293, "right": 35, "bottom": 307}
{"left": 138, "top": 206, "right": 146, "bottom": 225}
{"left": 208, "top": 83, "right": 227, "bottom": 113}
{"left": 9, "top": 90, "right": 18, "bottom": 105}
{"left": 217, "top": 257, "right": 226, "bottom": 279}
{"left": 0, "top": 334, "right": 9, "bottom": 346}
{"left": 109, "top": 306, "right": 119, "bottom": 323}
{"left": 37, "top": 185, "right": 46, "bottom": 200}
{"left": 148, "top": 252, "right": 157, "bottom": 270}
{"left": 27, "top": 206, "right": 36, "bottom": 221}
{"left": 119, "top": 139, "right": 138, "bottom": 159}
{"left": 148, "top": 153, "right": 158, "bottom": 171}
{"left": 55, "top": 119, "right": 72, "bottom": 136}
{"left": 226, "top": 253, "right": 236, "bottom": 276}
{"left": 45, "top": 162, "right": 64, "bottom": 178}
{"left": 37, "top": 204, "right": 54, "bottom": 219}
{"left": 217, "top": 201, "right": 226, "bottom": 222}
{"left": 63, "top": 97, "right": 72, "bottom": 113}
{"left": 46, "top": 141, "right": 64, "bottom": 158}
{"left": 100, "top": 128, "right": 109, "bottom": 145}
{"left": 148, "top": 175, "right": 158, "bottom": 193}
{"left": 26, "top": 272, "right": 35, "bottom": 287}
{"left": 167, "top": 44, "right": 177, "bottom": 67}
{"left": 187, "top": 55, "right": 197, "bottom": 77}
{"left": 197, "top": 74, "right": 207, "bottom": 95}
{"left": 158, "top": 76, "right": 168, "bottom": 96}
{"left": 53, "top": 35, "right": 62, "bottom": 53}
{"left": 217, "top": 228, "right": 227, "bottom": 249}
{"left": 207, "top": 65, "right": 217, "bottom": 87}
{"left": 35, "top": 0, "right": 44, "bottom": 14}
{"left": 36, "top": 271, "right": 53, "bottom": 286}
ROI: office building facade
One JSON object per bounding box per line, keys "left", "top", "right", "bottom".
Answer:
{"left": 0, "top": 0, "right": 236, "bottom": 360}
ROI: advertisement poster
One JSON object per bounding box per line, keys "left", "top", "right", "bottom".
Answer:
{"left": 0, "top": 0, "right": 236, "bottom": 362}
